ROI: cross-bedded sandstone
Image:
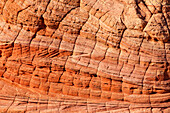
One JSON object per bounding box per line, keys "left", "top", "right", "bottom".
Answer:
{"left": 0, "top": 0, "right": 169, "bottom": 112}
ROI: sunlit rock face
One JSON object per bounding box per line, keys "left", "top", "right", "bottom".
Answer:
{"left": 0, "top": 0, "right": 169, "bottom": 112}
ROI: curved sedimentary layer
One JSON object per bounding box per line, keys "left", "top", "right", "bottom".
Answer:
{"left": 0, "top": 0, "right": 169, "bottom": 112}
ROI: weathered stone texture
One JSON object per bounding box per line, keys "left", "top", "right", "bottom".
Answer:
{"left": 0, "top": 0, "right": 169, "bottom": 112}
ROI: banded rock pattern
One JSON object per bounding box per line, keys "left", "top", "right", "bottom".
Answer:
{"left": 0, "top": 0, "right": 169, "bottom": 112}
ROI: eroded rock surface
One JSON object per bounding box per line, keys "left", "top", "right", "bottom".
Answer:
{"left": 0, "top": 0, "right": 169, "bottom": 112}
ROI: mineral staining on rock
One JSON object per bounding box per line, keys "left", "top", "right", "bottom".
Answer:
{"left": 0, "top": 0, "right": 169, "bottom": 112}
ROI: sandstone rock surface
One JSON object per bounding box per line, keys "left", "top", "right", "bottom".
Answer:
{"left": 0, "top": 0, "right": 169, "bottom": 112}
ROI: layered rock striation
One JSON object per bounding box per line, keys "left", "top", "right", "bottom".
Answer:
{"left": 0, "top": 0, "right": 169, "bottom": 112}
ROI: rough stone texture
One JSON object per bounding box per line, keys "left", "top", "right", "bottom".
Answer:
{"left": 0, "top": 0, "right": 169, "bottom": 112}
